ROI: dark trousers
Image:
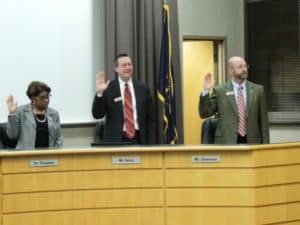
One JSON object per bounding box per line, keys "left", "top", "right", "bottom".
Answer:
{"left": 237, "top": 134, "right": 247, "bottom": 144}
{"left": 121, "top": 131, "right": 141, "bottom": 145}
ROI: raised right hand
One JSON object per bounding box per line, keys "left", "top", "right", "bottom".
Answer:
{"left": 96, "top": 71, "right": 110, "bottom": 94}
{"left": 6, "top": 95, "right": 18, "bottom": 114}
{"left": 203, "top": 72, "right": 214, "bottom": 91}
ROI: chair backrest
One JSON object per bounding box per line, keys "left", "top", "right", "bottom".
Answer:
{"left": 201, "top": 118, "right": 218, "bottom": 144}
{"left": 0, "top": 123, "right": 17, "bottom": 149}
{"left": 94, "top": 119, "right": 105, "bottom": 143}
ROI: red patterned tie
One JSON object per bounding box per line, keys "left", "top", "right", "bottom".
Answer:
{"left": 237, "top": 86, "right": 247, "bottom": 137}
{"left": 124, "top": 83, "right": 135, "bottom": 138}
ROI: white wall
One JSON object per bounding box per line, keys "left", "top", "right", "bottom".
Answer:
{"left": 0, "top": 0, "right": 105, "bottom": 124}
{"left": 0, "top": 0, "right": 105, "bottom": 147}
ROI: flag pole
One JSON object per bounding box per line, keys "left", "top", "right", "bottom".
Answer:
{"left": 157, "top": 0, "right": 178, "bottom": 144}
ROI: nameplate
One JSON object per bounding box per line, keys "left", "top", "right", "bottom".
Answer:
{"left": 192, "top": 155, "right": 220, "bottom": 163}
{"left": 112, "top": 156, "right": 141, "bottom": 165}
{"left": 29, "top": 159, "right": 59, "bottom": 167}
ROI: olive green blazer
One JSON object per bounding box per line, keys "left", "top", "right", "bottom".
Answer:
{"left": 199, "top": 81, "right": 269, "bottom": 144}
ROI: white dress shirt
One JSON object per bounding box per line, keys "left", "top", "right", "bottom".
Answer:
{"left": 231, "top": 79, "right": 247, "bottom": 105}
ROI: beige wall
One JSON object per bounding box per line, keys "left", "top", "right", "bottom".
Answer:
{"left": 178, "top": 0, "right": 245, "bottom": 59}
{"left": 270, "top": 125, "right": 300, "bottom": 143}
{"left": 62, "top": 126, "right": 94, "bottom": 147}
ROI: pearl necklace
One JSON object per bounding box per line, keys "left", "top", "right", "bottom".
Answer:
{"left": 34, "top": 114, "right": 47, "bottom": 123}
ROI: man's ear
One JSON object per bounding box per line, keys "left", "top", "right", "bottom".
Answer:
{"left": 114, "top": 66, "right": 118, "bottom": 73}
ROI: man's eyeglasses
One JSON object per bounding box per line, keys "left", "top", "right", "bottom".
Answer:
{"left": 234, "top": 64, "right": 250, "bottom": 69}
{"left": 119, "top": 63, "right": 132, "bottom": 68}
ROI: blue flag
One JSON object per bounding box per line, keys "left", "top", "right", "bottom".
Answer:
{"left": 157, "top": 3, "right": 178, "bottom": 144}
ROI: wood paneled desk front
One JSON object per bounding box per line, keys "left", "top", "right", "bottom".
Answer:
{"left": 0, "top": 143, "right": 299, "bottom": 225}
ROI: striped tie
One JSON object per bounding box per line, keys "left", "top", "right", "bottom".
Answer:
{"left": 237, "top": 86, "right": 247, "bottom": 137}
{"left": 124, "top": 83, "right": 135, "bottom": 138}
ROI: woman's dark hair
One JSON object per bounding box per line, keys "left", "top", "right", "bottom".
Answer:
{"left": 26, "top": 81, "right": 51, "bottom": 99}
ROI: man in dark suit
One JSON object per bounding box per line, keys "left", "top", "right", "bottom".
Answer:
{"left": 199, "top": 56, "right": 269, "bottom": 144}
{"left": 92, "top": 53, "right": 156, "bottom": 144}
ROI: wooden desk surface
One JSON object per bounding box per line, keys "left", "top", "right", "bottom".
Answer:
{"left": 0, "top": 142, "right": 299, "bottom": 225}
{"left": 1, "top": 142, "right": 300, "bottom": 157}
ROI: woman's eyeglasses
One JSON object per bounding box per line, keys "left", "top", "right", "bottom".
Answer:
{"left": 36, "top": 94, "right": 51, "bottom": 101}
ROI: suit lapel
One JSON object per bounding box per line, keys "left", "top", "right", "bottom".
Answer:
{"left": 225, "top": 82, "right": 238, "bottom": 114}
{"left": 23, "top": 104, "right": 36, "bottom": 128}
{"left": 110, "top": 80, "right": 123, "bottom": 114}
{"left": 132, "top": 80, "right": 141, "bottom": 114}
{"left": 246, "top": 81, "right": 254, "bottom": 117}
{"left": 46, "top": 109, "right": 56, "bottom": 129}
{"left": 111, "top": 79, "right": 122, "bottom": 97}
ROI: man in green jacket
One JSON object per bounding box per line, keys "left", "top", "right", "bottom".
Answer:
{"left": 199, "top": 56, "right": 269, "bottom": 144}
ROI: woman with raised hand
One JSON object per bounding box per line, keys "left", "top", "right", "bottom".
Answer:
{"left": 6, "top": 81, "right": 63, "bottom": 149}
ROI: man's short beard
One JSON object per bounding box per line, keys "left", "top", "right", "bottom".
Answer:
{"left": 239, "top": 73, "right": 248, "bottom": 80}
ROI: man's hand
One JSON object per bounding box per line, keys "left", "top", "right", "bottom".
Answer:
{"left": 96, "top": 71, "right": 110, "bottom": 94}
{"left": 6, "top": 95, "right": 17, "bottom": 115}
{"left": 203, "top": 73, "right": 214, "bottom": 91}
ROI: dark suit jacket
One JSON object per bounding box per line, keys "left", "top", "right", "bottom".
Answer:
{"left": 92, "top": 79, "right": 156, "bottom": 144}
{"left": 199, "top": 80, "right": 269, "bottom": 144}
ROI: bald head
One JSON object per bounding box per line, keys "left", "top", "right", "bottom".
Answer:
{"left": 228, "top": 56, "right": 248, "bottom": 84}
{"left": 228, "top": 56, "right": 246, "bottom": 68}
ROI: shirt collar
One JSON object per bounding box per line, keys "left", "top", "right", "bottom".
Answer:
{"left": 231, "top": 79, "right": 246, "bottom": 89}
{"left": 118, "top": 77, "right": 133, "bottom": 86}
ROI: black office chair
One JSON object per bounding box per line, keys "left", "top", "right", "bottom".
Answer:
{"left": 0, "top": 123, "right": 17, "bottom": 149}
{"left": 201, "top": 118, "right": 218, "bottom": 144}
{"left": 94, "top": 119, "right": 105, "bottom": 143}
